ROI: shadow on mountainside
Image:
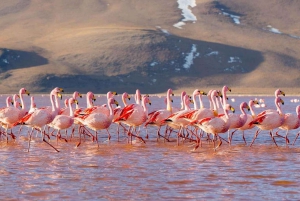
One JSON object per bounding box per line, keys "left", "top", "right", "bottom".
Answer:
{"left": 0, "top": 48, "right": 48, "bottom": 72}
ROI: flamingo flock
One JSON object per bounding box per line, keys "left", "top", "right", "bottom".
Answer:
{"left": 0, "top": 86, "right": 299, "bottom": 152}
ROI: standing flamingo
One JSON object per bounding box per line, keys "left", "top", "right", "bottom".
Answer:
{"left": 144, "top": 88, "right": 174, "bottom": 141}
{"left": 49, "top": 98, "right": 78, "bottom": 144}
{"left": 75, "top": 98, "right": 119, "bottom": 147}
{"left": 249, "top": 97, "right": 285, "bottom": 147}
{"left": 231, "top": 100, "right": 259, "bottom": 144}
{"left": 277, "top": 105, "right": 300, "bottom": 145}
{"left": 114, "top": 96, "right": 151, "bottom": 144}
{"left": 227, "top": 102, "right": 250, "bottom": 144}
{"left": 0, "top": 88, "right": 30, "bottom": 142}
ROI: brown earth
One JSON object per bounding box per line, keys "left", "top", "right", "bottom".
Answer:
{"left": 0, "top": 0, "right": 299, "bottom": 95}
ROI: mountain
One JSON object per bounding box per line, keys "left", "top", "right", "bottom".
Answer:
{"left": 0, "top": 0, "right": 299, "bottom": 94}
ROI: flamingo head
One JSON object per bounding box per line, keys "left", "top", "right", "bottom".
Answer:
{"left": 7, "top": 96, "right": 13, "bottom": 105}
{"left": 123, "top": 92, "right": 131, "bottom": 100}
{"left": 223, "top": 85, "right": 231, "bottom": 93}
{"left": 108, "top": 98, "right": 119, "bottom": 107}
{"left": 143, "top": 96, "right": 151, "bottom": 105}
{"left": 275, "top": 89, "right": 285, "bottom": 97}
{"left": 73, "top": 91, "right": 82, "bottom": 99}
{"left": 69, "top": 98, "right": 78, "bottom": 105}
{"left": 19, "top": 88, "right": 30, "bottom": 96}
{"left": 168, "top": 88, "right": 174, "bottom": 96}
{"left": 87, "top": 92, "right": 96, "bottom": 102}
{"left": 225, "top": 104, "right": 235, "bottom": 113}
{"left": 276, "top": 97, "right": 284, "bottom": 105}
{"left": 241, "top": 102, "right": 250, "bottom": 111}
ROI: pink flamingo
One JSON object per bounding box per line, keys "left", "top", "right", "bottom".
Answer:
{"left": 49, "top": 98, "right": 78, "bottom": 144}
{"left": 75, "top": 98, "right": 119, "bottom": 147}
{"left": 144, "top": 88, "right": 174, "bottom": 141}
{"left": 277, "top": 105, "right": 300, "bottom": 145}
{"left": 193, "top": 92, "right": 235, "bottom": 151}
{"left": 163, "top": 94, "right": 194, "bottom": 145}
{"left": 227, "top": 102, "right": 250, "bottom": 144}
{"left": 114, "top": 96, "right": 151, "bottom": 144}
{"left": 0, "top": 88, "right": 30, "bottom": 142}
{"left": 231, "top": 100, "right": 259, "bottom": 144}
{"left": 249, "top": 97, "right": 285, "bottom": 147}
{"left": 113, "top": 92, "right": 131, "bottom": 141}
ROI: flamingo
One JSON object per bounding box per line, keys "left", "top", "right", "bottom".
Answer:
{"left": 113, "top": 92, "right": 131, "bottom": 141}
{"left": 75, "top": 98, "right": 119, "bottom": 147}
{"left": 59, "top": 91, "right": 82, "bottom": 116}
{"left": 144, "top": 88, "right": 174, "bottom": 141}
{"left": 276, "top": 105, "right": 300, "bottom": 145}
{"left": 0, "top": 88, "right": 30, "bottom": 142}
{"left": 14, "top": 87, "right": 64, "bottom": 152}
{"left": 193, "top": 100, "right": 235, "bottom": 151}
{"left": 249, "top": 97, "right": 285, "bottom": 147}
{"left": 231, "top": 100, "right": 259, "bottom": 144}
{"left": 114, "top": 95, "right": 151, "bottom": 144}
{"left": 48, "top": 98, "right": 78, "bottom": 144}
{"left": 162, "top": 94, "right": 194, "bottom": 145}
{"left": 227, "top": 102, "right": 250, "bottom": 144}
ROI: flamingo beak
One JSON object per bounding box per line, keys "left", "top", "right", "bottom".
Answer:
{"left": 74, "top": 100, "right": 79, "bottom": 105}
{"left": 59, "top": 88, "right": 64, "bottom": 93}
{"left": 172, "top": 93, "right": 174, "bottom": 96}
{"left": 171, "top": 98, "right": 173, "bottom": 103}
{"left": 247, "top": 106, "right": 250, "bottom": 111}
{"left": 92, "top": 96, "right": 96, "bottom": 101}
{"left": 25, "top": 90, "right": 30, "bottom": 96}
{"left": 11, "top": 101, "right": 14, "bottom": 105}
{"left": 230, "top": 106, "right": 235, "bottom": 113}
{"left": 79, "top": 93, "right": 83, "bottom": 98}
{"left": 111, "top": 91, "right": 117, "bottom": 95}
{"left": 57, "top": 93, "right": 63, "bottom": 100}
{"left": 281, "top": 99, "right": 285, "bottom": 105}
{"left": 228, "top": 87, "right": 232, "bottom": 92}
{"left": 281, "top": 91, "right": 286, "bottom": 96}
{"left": 200, "top": 91, "right": 207, "bottom": 95}
{"left": 148, "top": 101, "right": 152, "bottom": 105}
{"left": 19, "top": 103, "right": 23, "bottom": 109}
{"left": 127, "top": 95, "right": 131, "bottom": 100}
{"left": 114, "top": 100, "right": 119, "bottom": 107}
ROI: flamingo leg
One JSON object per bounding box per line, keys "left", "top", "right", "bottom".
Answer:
{"left": 292, "top": 132, "right": 300, "bottom": 145}
{"left": 106, "top": 129, "right": 111, "bottom": 141}
{"left": 269, "top": 131, "right": 278, "bottom": 147}
{"left": 230, "top": 129, "right": 238, "bottom": 145}
{"left": 95, "top": 131, "right": 99, "bottom": 148}
{"left": 250, "top": 129, "right": 261, "bottom": 147}
{"left": 285, "top": 130, "right": 290, "bottom": 145}
{"left": 27, "top": 128, "right": 34, "bottom": 152}
{"left": 242, "top": 131, "right": 247, "bottom": 145}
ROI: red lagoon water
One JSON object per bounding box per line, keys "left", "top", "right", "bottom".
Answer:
{"left": 0, "top": 94, "right": 300, "bottom": 200}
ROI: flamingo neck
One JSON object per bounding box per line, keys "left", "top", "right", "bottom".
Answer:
{"left": 215, "top": 97, "right": 220, "bottom": 110}
{"left": 87, "top": 94, "right": 93, "bottom": 108}
{"left": 198, "top": 94, "right": 204, "bottom": 109}
{"left": 141, "top": 98, "right": 149, "bottom": 116}
{"left": 275, "top": 99, "right": 283, "bottom": 115}
{"left": 193, "top": 93, "right": 198, "bottom": 110}
{"left": 6, "top": 97, "right": 11, "bottom": 107}
{"left": 223, "top": 106, "right": 229, "bottom": 119}
{"left": 122, "top": 93, "right": 128, "bottom": 107}
{"left": 297, "top": 106, "right": 300, "bottom": 119}
{"left": 240, "top": 104, "right": 247, "bottom": 116}
{"left": 30, "top": 97, "right": 35, "bottom": 110}
{"left": 180, "top": 92, "right": 185, "bottom": 110}
{"left": 19, "top": 91, "right": 25, "bottom": 110}
{"left": 249, "top": 101, "right": 256, "bottom": 116}
{"left": 50, "top": 93, "right": 56, "bottom": 112}
{"left": 135, "top": 90, "right": 141, "bottom": 105}
{"left": 166, "top": 90, "right": 172, "bottom": 112}
{"left": 222, "top": 87, "right": 228, "bottom": 106}
{"left": 69, "top": 99, "right": 74, "bottom": 117}
{"left": 55, "top": 95, "right": 60, "bottom": 111}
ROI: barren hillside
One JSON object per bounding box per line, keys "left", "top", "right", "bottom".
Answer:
{"left": 0, "top": 0, "right": 299, "bottom": 94}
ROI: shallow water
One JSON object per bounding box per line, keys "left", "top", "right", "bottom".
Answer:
{"left": 0, "top": 94, "right": 300, "bottom": 200}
